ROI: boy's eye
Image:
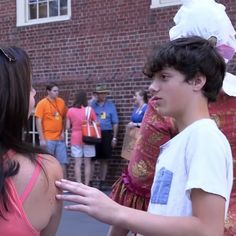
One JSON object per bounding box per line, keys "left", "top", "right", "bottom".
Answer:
{"left": 160, "top": 74, "right": 169, "bottom": 80}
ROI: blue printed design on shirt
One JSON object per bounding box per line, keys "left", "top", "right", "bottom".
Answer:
{"left": 151, "top": 167, "right": 173, "bottom": 205}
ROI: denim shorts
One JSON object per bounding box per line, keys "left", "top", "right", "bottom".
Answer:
{"left": 46, "top": 140, "right": 68, "bottom": 164}
{"left": 71, "top": 144, "right": 95, "bottom": 158}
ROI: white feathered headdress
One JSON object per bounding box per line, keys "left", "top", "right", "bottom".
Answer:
{"left": 169, "top": 0, "right": 236, "bottom": 96}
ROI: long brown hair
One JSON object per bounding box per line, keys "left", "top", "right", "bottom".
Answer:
{"left": 73, "top": 89, "right": 88, "bottom": 108}
{"left": 0, "top": 47, "right": 47, "bottom": 217}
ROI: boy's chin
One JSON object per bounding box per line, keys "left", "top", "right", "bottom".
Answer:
{"left": 157, "top": 108, "right": 170, "bottom": 117}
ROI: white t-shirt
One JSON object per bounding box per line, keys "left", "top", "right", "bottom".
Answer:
{"left": 148, "top": 119, "right": 233, "bottom": 218}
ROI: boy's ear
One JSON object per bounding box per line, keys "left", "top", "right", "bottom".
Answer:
{"left": 192, "top": 73, "right": 206, "bottom": 91}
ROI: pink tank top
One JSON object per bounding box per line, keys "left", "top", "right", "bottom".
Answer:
{"left": 0, "top": 152, "right": 42, "bottom": 236}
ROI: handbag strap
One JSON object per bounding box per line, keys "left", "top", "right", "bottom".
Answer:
{"left": 85, "top": 107, "right": 91, "bottom": 137}
{"left": 84, "top": 107, "right": 101, "bottom": 138}
{"left": 92, "top": 121, "right": 101, "bottom": 138}
{"left": 85, "top": 106, "right": 91, "bottom": 121}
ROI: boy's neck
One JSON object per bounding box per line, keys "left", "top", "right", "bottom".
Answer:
{"left": 176, "top": 99, "right": 210, "bottom": 132}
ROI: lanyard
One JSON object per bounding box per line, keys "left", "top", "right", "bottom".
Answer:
{"left": 47, "top": 98, "right": 62, "bottom": 117}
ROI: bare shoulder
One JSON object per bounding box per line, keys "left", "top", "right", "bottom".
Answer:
{"left": 31, "top": 154, "right": 63, "bottom": 232}
{"left": 11, "top": 153, "right": 62, "bottom": 188}
{"left": 11, "top": 153, "right": 63, "bottom": 233}
{"left": 40, "top": 154, "right": 63, "bottom": 180}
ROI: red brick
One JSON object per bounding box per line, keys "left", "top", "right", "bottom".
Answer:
{"left": 1, "top": 0, "right": 235, "bottom": 185}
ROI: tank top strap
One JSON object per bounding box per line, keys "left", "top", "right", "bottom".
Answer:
{"left": 20, "top": 155, "right": 43, "bottom": 204}
{"left": 4, "top": 149, "right": 16, "bottom": 159}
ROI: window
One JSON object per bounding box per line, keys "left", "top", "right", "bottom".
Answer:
{"left": 16, "top": 0, "right": 71, "bottom": 26}
{"left": 151, "top": 0, "right": 181, "bottom": 8}
{"left": 25, "top": 112, "right": 39, "bottom": 146}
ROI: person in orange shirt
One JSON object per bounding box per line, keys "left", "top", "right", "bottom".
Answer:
{"left": 35, "top": 82, "right": 68, "bottom": 177}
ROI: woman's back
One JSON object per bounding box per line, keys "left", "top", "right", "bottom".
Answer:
{"left": 67, "top": 106, "right": 97, "bottom": 145}
{"left": 67, "top": 107, "right": 86, "bottom": 130}
{"left": 0, "top": 151, "right": 63, "bottom": 236}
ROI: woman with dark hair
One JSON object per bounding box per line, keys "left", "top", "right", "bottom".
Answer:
{"left": 127, "top": 90, "right": 148, "bottom": 128}
{"left": 0, "top": 47, "right": 62, "bottom": 235}
{"left": 66, "top": 90, "right": 97, "bottom": 186}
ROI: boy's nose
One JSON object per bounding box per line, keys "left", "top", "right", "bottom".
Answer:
{"left": 149, "top": 83, "right": 157, "bottom": 93}
{"left": 149, "top": 81, "right": 161, "bottom": 97}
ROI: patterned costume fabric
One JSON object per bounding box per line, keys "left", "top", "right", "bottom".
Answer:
{"left": 209, "top": 92, "right": 236, "bottom": 235}
{"left": 111, "top": 98, "right": 176, "bottom": 210}
{"left": 169, "top": 1, "right": 236, "bottom": 234}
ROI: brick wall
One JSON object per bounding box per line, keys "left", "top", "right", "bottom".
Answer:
{"left": 0, "top": 0, "right": 236, "bottom": 186}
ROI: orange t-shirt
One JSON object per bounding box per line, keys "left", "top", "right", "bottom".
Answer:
{"left": 35, "top": 97, "right": 67, "bottom": 140}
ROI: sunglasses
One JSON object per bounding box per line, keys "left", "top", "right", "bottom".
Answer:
{"left": 0, "top": 48, "right": 16, "bottom": 62}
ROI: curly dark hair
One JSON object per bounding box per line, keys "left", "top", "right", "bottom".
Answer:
{"left": 143, "top": 36, "right": 226, "bottom": 102}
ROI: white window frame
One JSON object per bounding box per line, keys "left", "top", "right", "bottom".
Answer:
{"left": 151, "top": 0, "right": 181, "bottom": 9}
{"left": 16, "top": 0, "right": 71, "bottom": 27}
{"left": 27, "top": 112, "right": 38, "bottom": 146}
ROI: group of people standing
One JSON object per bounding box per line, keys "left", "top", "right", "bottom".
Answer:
{"left": 34, "top": 81, "right": 150, "bottom": 190}
{"left": 35, "top": 82, "right": 119, "bottom": 188}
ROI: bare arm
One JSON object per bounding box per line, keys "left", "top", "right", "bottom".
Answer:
{"left": 64, "top": 118, "right": 71, "bottom": 145}
{"left": 60, "top": 115, "right": 67, "bottom": 140}
{"left": 66, "top": 117, "right": 71, "bottom": 131}
{"left": 36, "top": 117, "right": 46, "bottom": 145}
{"left": 118, "top": 189, "right": 225, "bottom": 236}
{"left": 112, "top": 123, "right": 118, "bottom": 148}
{"left": 113, "top": 123, "right": 118, "bottom": 139}
{"left": 56, "top": 180, "right": 225, "bottom": 236}
{"left": 40, "top": 203, "right": 62, "bottom": 236}
{"left": 40, "top": 156, "right": 63, "bottom": 236}
{"left": 40, "top": 200, "right": 62, "bottom": 236}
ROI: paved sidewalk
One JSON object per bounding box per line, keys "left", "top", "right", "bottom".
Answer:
{"left": 56, "top": 207, "right": 110, "bottom": 236}
{"left": 56, "top": 190, "right": 133, "bottom": 236}
{"left": 56, "top": 191, "right": 110, "bottom": 236}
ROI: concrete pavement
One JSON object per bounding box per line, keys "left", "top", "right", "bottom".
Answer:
{"left": 56, "top": 207, "right": 110, "bottom": 236}
{"left": 56, "top": 191, "right": 133, "bottom": 236}
{"left": 56, "top": 191, "right": 110, "bottom": 236}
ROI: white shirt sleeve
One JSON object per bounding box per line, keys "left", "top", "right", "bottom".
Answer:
{"left": 185, "top": 126, "right": 232, "bottom": 201}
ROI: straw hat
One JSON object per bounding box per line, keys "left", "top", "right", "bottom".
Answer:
{"left": 94, "top": 84, "right": 109, "bottom": 94}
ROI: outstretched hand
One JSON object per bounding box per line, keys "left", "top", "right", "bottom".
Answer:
{"left": 55, "top": 179, "right": 121, "bottom": 225}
